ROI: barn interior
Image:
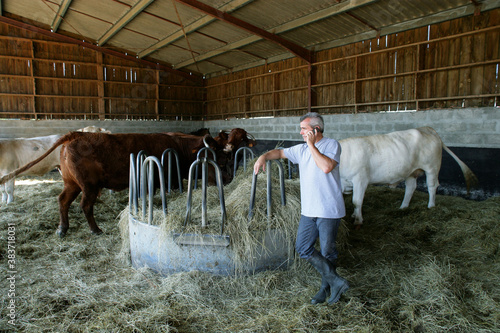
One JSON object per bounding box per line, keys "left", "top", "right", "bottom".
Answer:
{"left": 0, "top": 0, "right": 499, "bottom": 332}
{"left": 0, "top": 0, "right": 499, "bottom": 197}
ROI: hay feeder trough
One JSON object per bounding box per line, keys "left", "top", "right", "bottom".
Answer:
{"left": 128, "top": 151, "right": 292, "bottom": 276}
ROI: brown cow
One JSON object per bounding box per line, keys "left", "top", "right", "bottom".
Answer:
{"left": 215, "top": 128, "right": 256, "bottom": 153}
{"left": 213, "top": 128, "right": 257, "bottom": 183}
{"left": 0, "top": 131, "right": 219, "bottom": 237}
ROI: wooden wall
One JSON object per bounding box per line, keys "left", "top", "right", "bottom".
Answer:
{"left": 0, "top": 22, "right": 204, "bottom": 120}
{"left": 206, "top": 9, "right": 500, "bottom": 119}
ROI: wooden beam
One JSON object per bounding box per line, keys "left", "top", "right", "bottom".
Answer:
{"left": 98, "top": 0, "right": 154, "bottom": 46}
{"left": 174, "top": 0, "right": 377, "bottom": 69}
{"left": 173, "top": 0, "right": 313, "bottom": 63}
{"left": 51, "top": 0, "right": 73, "bottom": 32}
{"left": 138, "top": 0, "right": 253, "bottom": 59}
{"left": 0, "top": 15, "right": 203, "bottom": 84}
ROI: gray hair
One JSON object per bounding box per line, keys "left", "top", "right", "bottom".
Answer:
{"left": 300, "top": 112, "right": 324, "bottom": 133}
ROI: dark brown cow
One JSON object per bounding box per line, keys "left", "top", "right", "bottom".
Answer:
{"left": 189, "top": 128, "right": 211, "bottom": 136}
{"left": 212, "top": 128, "right": 258, "bottom": 183}
{"left": 0, "top": 131, "right": 219, "bottom": 237}
{"left": 215, "top": 128, "right": 256, "bottom": 153}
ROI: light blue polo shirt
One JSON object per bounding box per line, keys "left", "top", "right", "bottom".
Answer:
{"left": 284, "top": 138, "right": 345, "bottom": 219}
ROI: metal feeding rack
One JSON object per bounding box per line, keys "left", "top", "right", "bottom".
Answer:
{"left": 127, "top": 148, "right": 292, "bottom": 276}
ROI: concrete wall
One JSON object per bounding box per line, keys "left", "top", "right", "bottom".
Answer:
{"left": 205, "top": 107, "right": 500, "bottom": 149}
{"left": 0, "top": 119, "right": 205, "bottom": 139}
{"left": 1, "top": 108, "right": 497, "bottom": 148}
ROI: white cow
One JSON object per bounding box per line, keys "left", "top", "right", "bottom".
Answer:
{"left": 0, "top": 126, "right": 110, "bottom": 204}
{"left": 0, "top": 135, "right": 61, "bottom": 203}
{"left": 339, "top": 127, "right": 478, "bottom": 226}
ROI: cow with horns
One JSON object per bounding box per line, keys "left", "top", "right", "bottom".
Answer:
{"left": 212, "top": 128, "right": 257, "bottom": 182}
{"left": 339, "top": 126, "right": 478, "bottom": 226}
{"left": 0, "top": 126, "right": 110, "bottom": 204}
{"left": 215, "top": 128, "right": 257, "bottom": 153}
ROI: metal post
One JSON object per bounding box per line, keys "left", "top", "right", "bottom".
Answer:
{"left": 140, "top": 156, "right": 167, "bottom": 224}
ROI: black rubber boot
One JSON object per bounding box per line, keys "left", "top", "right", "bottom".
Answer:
{"left": 311, "top": 277, "right": 330, "bottom": 305}
{"left": 307, "top": 252, "right": 349, "bottom": 304}
{"left": 311, "top": 259, "right": 336, "bottom": 305}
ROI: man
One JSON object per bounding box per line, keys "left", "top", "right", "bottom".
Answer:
{"left": 253, "top": 112, "right": 349, "bottom": 304}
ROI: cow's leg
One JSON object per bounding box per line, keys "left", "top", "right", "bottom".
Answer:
{"left": 401, "top": 169, "right": 424, "bottom": 209}
{"left": 80, "top": 188, "right": 102, "bottom": 235}
{"left": 58, "top": 183, "right": 81, "bottom": 237}
{"left": 2, "top": 179, "right": 15, "bottom": 204}
{"left": 0, "top": 184, "right": 6, "bottom": 203}
{"left": 400, "top": 177, "right": 417, "bottom": 209}
{"left": 425, "top": 171, "right": 439, "bottom": 208}
{"left": 351, "top": 178, "right": 369, "bottom": 226}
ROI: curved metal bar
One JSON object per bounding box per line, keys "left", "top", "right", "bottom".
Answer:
{"left": 234, "top": 146, "right": 255, "bottom": 178}
{"left": 141, "top": 156, "right": 167, "bottom": 224}
{"left": 248, "top": 159, "right": 286, "bottom": 222}
{"left": 129, "top": 153, "right": 138, "bottom": 215}
{"left": 275, "top": 160, "right": 287, "bottom": 206}
{"left": 248, "top": 171, "right": 258, "bottom": 221}
{"left": 161, "top": 148, "right": 183, "bottom": 194}
{"left": 194, "top": 147, "right": 217, "bottom": 189}
{"left": 136, "top": 150, "right": 147, "bottom": 199}
{"left": 184, "top": 157, "right": 227, "bottom": 235}
{"left": 196, "top": 147, "right": 217, "bottom": 161}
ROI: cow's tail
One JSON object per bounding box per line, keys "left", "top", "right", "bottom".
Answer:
{"left": 0, "top": 132, "right": 83, "bottom": 185}
{"left": 442, "top": 144, "right": 479, "bottom": 193}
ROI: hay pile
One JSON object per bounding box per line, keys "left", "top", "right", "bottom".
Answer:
{"left": 0, "top": 171, "right": 499, "bottom": 332}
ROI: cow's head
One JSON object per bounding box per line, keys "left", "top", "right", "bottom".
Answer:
{"left": 223, "top": 128, "right": 257, "bottom": 153}
{"left": 214, "top": 130, "right": 229, "bottom": 147}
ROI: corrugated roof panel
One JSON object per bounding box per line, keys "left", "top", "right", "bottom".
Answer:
{"left": 196, "top": 20, "right": 255, "bottom": 45}
{"left": 126, "top": 11, "right": 181, "bottom": 41}
{"left": 69, "top": 0, "right": 132, "bottom": 24}
{"left": 231, "top": 0, "right": 337, "bottom": 30}
{"left": 208, "top": 48, "right": 265, "bottom": 68}
{"left": 106, "top": 29, "right": 158, "bottom": 55}
{"left": 240, "top": 39, "right": 289, "bottom": 60}
{"left": 148, "top": 45, "right": 189, "bottom": 65}
{"left": 146, "top": 0, "right": 207, "bottom": 27}
{"left": 58, "top": 10, "right": 112, "bottom": 41}
{"left": 280, "top": 13, "right": 368, "bottom": 48}
{"left": 350, "top": 0, "right": 471, "bottom": 29}
{"left": 173, "top": 29, "right": 228, "bottom": 56}
{"left": 3, "top": 0, "right": 59, "bottom": 27}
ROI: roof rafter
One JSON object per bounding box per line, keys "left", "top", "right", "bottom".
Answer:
{"left": 175, "top": 0, "right": 377, "bottom": 69}
{"left": 138, "top": 0, "right": 254, "bottom": 59}
{"left": 51, "top": 0, "right": 73, "bottom": 32}
{"left": 173, "top": 0, "right": 313, "bottom": 63}
{"left": 97, "top": 0, "right": 154, "bottom": 46}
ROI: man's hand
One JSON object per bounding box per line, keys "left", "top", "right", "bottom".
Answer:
{"left": 253, "top": 149, "right": 286, "bottom": 175}
{"left": 253, "top": 155, "right": 266, "bottom": 174}
{"left": 306, "top": 128, "right": 317, "bottom": 146}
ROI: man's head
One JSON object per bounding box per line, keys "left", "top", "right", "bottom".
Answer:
{"left": 300, "top": 112, "right": 324, "bottom": 133}
{"left": 299, "top": 112, "right": 325, "bottom": 142}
